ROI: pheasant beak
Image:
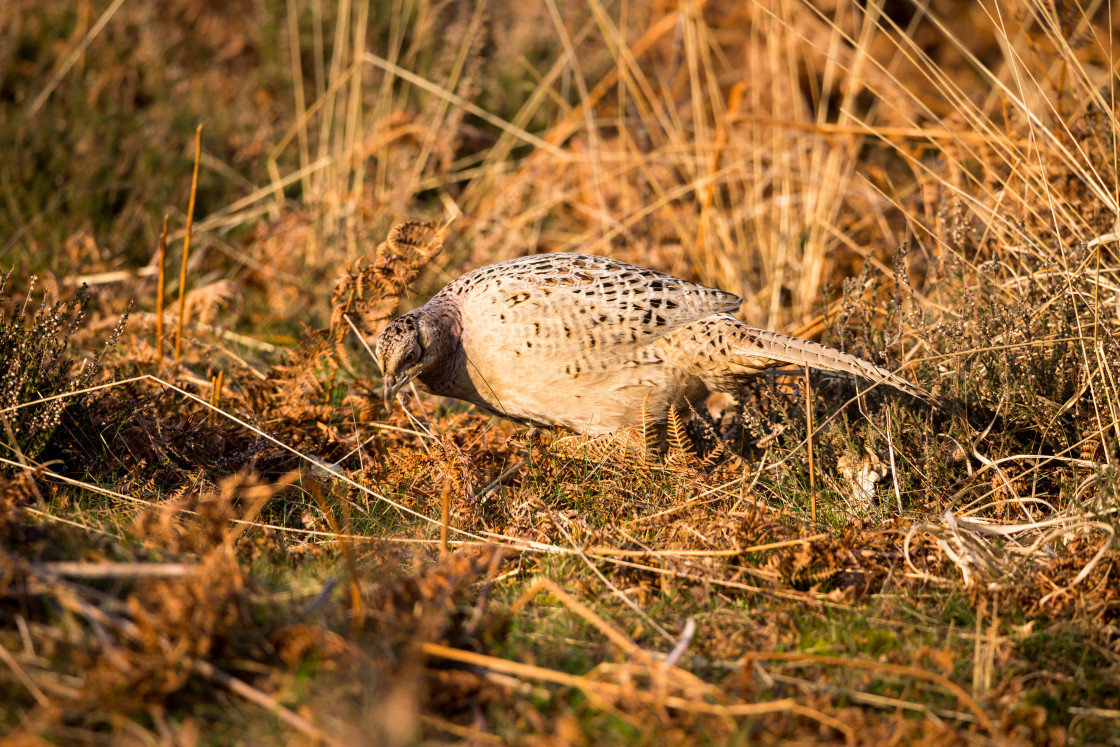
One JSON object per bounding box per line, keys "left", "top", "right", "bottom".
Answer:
{"left": 382, "top": 374, "right": 408, "bottom": 408}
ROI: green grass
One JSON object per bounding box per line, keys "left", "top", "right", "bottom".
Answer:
{"left": 3, "top": 0, "right": 1120, "bottom": 744}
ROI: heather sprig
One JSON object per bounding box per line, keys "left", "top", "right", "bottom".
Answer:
{"left": 0, "top": 272, "right": 130, "bottom": 466}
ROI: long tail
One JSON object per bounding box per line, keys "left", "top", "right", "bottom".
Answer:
{"left": 733, "top": 326, "right": 934, "bottom": 403}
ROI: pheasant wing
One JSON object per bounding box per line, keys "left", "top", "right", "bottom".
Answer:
{"left": 454, "top": 253, "right": 741, "bottom": 356}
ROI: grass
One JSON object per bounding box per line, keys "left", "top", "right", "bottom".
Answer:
{"left": 1, "top": 0, "right": 1119, "bottom": 743}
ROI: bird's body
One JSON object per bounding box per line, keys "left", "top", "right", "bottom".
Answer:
{"left": 376, "top": 253, "right": 928, "bottom": 435}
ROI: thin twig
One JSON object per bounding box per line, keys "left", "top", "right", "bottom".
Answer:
{"left": 886, "top": 409, "right": 903, "bottom": 514}
{"left": 508, "top": 577, "right": 650, "bottom": 663}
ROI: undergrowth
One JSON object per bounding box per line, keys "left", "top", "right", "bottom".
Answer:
{"left": 2, "top": 0, "right": 1119, "bottom": 744}
{"left": 0, "top": 274, "right": 129, "bottom": 466}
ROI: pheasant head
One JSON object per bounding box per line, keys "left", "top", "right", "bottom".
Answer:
{"left": 375, "top": 310, "right": 441, "bottom": 403}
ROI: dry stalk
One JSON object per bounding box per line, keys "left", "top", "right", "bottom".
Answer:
{"left": 508, "top": 577, "right": 651, "bottom": 664}
{"left": 0, "top": 638, "right": 49, "bottom": 708}
{"left": 586, "top": 534, "right": 828, "bottom": 558}
{"left": 804, "top": 365, "right": 816, "bottom": 523}
{"left": 440, "top": 473, "right": 451, "bottom": 559}
{"left": 742, "top": 651, "right": 997, "bottom": 737}
{"left": 421, "top": 642, "right": 855, "bottom": 743}
{"left": 209, "top": 369, "right": 223, "bottom": 425}
{"left": 175, "top": 124, "right": 203, "bottom": 363}
{"left": 31, "top": 562, "right": 199, "bottom": 578}
{"left": 904, "top": 507, "right": 1116, "bottom": 604}
{"left": 191, "top": 657, "right": 340, "bottom": 747}
{"left": 155, "top": 214, "right": 168, "bottom": 358}
{"left": 307, "top": 477, "right": 365, "bottom": 623}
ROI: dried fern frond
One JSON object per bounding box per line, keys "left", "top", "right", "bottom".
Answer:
{"left": 332, "top": 221, "right": 447, "bottom": 331}
{"left": 685, "top": 403, "right": 729, "bottom": 469}
{"left": 666, "top": 404, "right": 692, "bottom": 461}
{"left": 549, "top": 425, "right": 647, "bottom": 467}
{"left": 638, "top": 390, "right": 657, "bottom": 467}
{"left": 253, "top": 327, "right": 339, "bottom": 422}
{"left": 329, "top": 221, "right": 447, "bottom": 368}
{"left": 434, "top": 436, "right": 476, "bottom": 522}
{"left": 181, "top": 280, "right": 239, "bottom": 327}
{"left": 699, "top": 441, "right": 726, "bottom": 469}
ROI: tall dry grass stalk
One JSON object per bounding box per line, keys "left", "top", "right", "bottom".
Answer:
{"left": 155, "top": 214, "right": 168, "bottom": 358}
{"left": 255, "top": 0, "right": 1120, "bottom": 517}
{"left": 175, "top": 124, "right": 203, "bottom": 363}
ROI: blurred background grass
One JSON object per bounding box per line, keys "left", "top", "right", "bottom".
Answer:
{"left": 5, "top": 0, "right": 1078, "bottom": 329}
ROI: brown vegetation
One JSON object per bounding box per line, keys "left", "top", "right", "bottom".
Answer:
{"left": 1, "top": 0, "right": 1118, "bottom": 743}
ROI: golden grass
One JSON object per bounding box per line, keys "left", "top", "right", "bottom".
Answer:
{"left": 1, "top": 0, "right": 1119, "bottom": 743}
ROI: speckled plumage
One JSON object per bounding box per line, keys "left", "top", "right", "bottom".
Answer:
{"left": 376, "top": 253, "right": 929, "bottom": 435}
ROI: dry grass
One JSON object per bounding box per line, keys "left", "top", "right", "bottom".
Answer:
{"left": 2, "top": 0, "right": 1119, "bottom": 743}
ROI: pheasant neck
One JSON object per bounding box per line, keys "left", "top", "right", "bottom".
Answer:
{"left": 415, "top": 298, "right": 467, "bottom": 397}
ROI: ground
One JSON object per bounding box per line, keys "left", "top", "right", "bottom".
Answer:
{"left": 0, "top": 1, "right": 1118, "bottom": 744}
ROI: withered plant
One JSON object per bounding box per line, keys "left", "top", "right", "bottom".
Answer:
{"left": 5, "top": 1, "right": 1120, "bottom": 744}
{"left": 0, "top": 274, "right": 129, "bottom": 466}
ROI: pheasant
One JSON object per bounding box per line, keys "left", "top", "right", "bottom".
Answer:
{"left": 375, "top": 253, "right": 930, "bottom": 435}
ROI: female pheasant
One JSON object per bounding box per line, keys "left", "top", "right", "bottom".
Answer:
{"left": 375, "top": 253, "right": 929, "bottom": 435}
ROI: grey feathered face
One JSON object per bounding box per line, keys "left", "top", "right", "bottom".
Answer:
{"left": 375, "top": 313, "right": 437, "bottom": 403}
